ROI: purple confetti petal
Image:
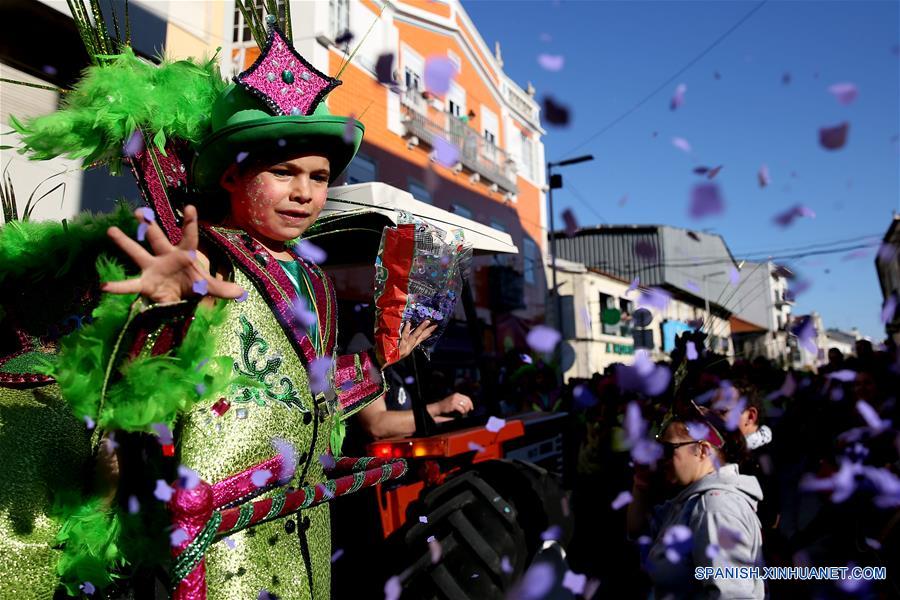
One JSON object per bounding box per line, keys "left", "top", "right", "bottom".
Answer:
{"left": 717, "top": 525, "right": 744, "bottom": 550}
{"left": 689, "top": 183, "right": 724, "bottom": 219}
{"left": 428, "top": 536, "right": 442, "bottom": 563}
{"left": 757, "top": 164, "right": 770, "bottom": 188}
{"left": 136, "top": 222, "right": 149, "bottom": 242}
{"left": 236, "top": 289, "right": 249, "bottom": 303}
{"left": 632, "top": 439, "right": 664, "bottom": 465}
{"left": 291, "top": 297, "right": 318, "bottom": 329}
{"left": 235, "top": 151, "right": 249, "bottom": 164}
{"left": 637, "top": 287, "right": 671, "bottom": 312}
{"left": 542, "top": 96, "right": 571, "bottom": 126}
{"left": 424, "top": 56, "right": 457, "bottom": 94}
{"left": 467, "top": 441, "right": 485, "bottom": 453}
{"left": 693, "top": 166, "right": 710, "bottom": 175}
{"left": 224, "top": 537, "right": 236, "bottom": 549}
{"left": 526, "top": 325, "right": 561, "bottom": 353}
{"left": 881, "top": 295, "right": 898, "bottom": 324}
{"left": 432, "top": 135, "right": 460, "bottom": 167}
{"left": 562, "top": 570, "right": 587, "bottom": 595}
{"left": 128, "top": 495, "right": 140, "bottom": 514}
{"left": 828, "top": 369, "right": 857, "bottom": 382}
{"left": 541, "top": 525, "right": 561, "bottom": 541}
{"left": 375, "top": 53, "right": 395, "bottom": 85}
{"left": 419, "top": 515, "right": 428, "bottom": 524}
{"left": 343, "top": 116, "right": 357, "bottom": 144}
{"left": 319, "top": 452, "right": 337, "bottom": 470}
{"left": 307, "top": 355, "right": 332, "bottom": 395}
{"left": 626, "top": 276, "right": 640, "bottom": 295}
{"left": 485, "top": 416, "right": 506, "bottom": 433}
{"left": 170, "top": 527, "right": 190, "bottom": 547}
{"left": 773, "top": 204, "right": 816, "bottom": 228}
{"left": 123, "top": 130, "right": 144, "bottom": 157}
{"left": 686, "top": 341, "right": 699, "bottom": 361}
{"left": 672, "top": 137, "right": 692, "bottom": 153}
{"left": 384, "top": 575, "right": 402, "bottom": 600}
{"left": 828, "top": 82, "right": 858, "bottom": 106}
{"left": 729, "top": 266, "right": 740, "bottom": 286}
{"left": 296, "top": 239, "right": 327, "bottom": 264}
{"left": 706, "top": 543, "right": 721, "bottom": 559}
{"left": 561, "top": 208, "right": 578, "bottom": 237}
{"left": 537, "top": 54, "right": 565, "bottom": 72}
{"left": 706, "top": 165, "right": 724, "bottom": 180}
{"left": 670, "top": 83, "right": 687, "bottom": 110}
{"left": 611, "top": 490, "right": 633, "bottom": 510}
{"left": 138, "top": 207, "right": 156, "bottom": 223}
{"left": 507, "top": 562, "right": 555, "bottom": 600}
{"left": 42, "top": 64, "right": 58, "bottom": 76}
{"left": 192, "top": 279, "right": 208, "bottom": 296}
{"left": 501, "top": 555, "right": 514, "bottom": 574}
{"left": 520, "top": 354, "right": 533, "bottom": 365}
{"left": 272, "top": 438, "right": 298, "bottom": 482}
{"left": 152, "top": 422, "right": 173, "bottom": 445}
{"left": 634, "top": 240, "right": 657, "bottom": 260}
{"left": 573, "top": 384, "right": 598, "bottom": 409}
{"left": 819, "top": 122, "right": 849, "bottom": 150}
{"left": 331, "top": 548, "right": 344, "bottom": 562}
{"left": 84, "top": 415, "right": 95, "bottom": 430}
{"left": 80, "top": 582, "right": 96, "bottom": 595}
{"left": 856, "top": 400, "right": 889, "bottom": 433}
{"left": 177, "top": 465, "right": 200, "bottom": 490}
{"left": 251, "top": 469, "right": 272, "bottom": 488}
{"left": 154, "top": 479, "right": 174, "bottom": 502}
{"left": 685, "top": 281, "right": 700, "bottom": 293}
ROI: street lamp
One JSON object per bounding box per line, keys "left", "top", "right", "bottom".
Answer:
{"left": 547, "top": 154, "right": 594, "bottom": 336}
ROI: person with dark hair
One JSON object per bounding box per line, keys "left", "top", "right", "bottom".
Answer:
{"left": 627, "top": 404, "right": 764, "bottom": 598}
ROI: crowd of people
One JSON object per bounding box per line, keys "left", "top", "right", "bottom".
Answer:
{"left": 543, "top": 335, "right": 900, "bottom": 598}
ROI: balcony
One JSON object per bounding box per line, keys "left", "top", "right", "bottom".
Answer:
{"left": 400, "top": 96, "right": 518, "bottom": 194}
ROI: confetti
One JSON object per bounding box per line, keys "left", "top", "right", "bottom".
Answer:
{"left": 343, "top": 115, "right": 357, "bottom": 144}
{"left": 467, "top": 441, "right": 485, "bottom": 453}
{"left": 424, "top": 56, "right": 457, "bottom": 94}
{"left": 154, "top": 479, "right": 174, "bottom": 502}
{"left": 757, "top": 164, "right": 770, "bottom": 188}
{"left": 508, "top": 562, "right": 555, "bottom": 600}
{"left": 634, "top": 241, "right": 657, "bottom": 260}
{"left": 537, "top": 54, "right": 565, "bottom": 72}
{"left": 319, "top": 452, "right": 337, "bottom": 470}
{"left": 542, "top": 96, "right": 571, "bottom": 126}
{"left": 291, "top": 297, "right": 318, "bottom": 329}
{"left": 706, "top": 543, "right": 721, "bottom": 559}
{"left": 308, "top": 355, "right": 332, "bottom": 395}
{"left": 501, "top": 555, "right": 514, "bottom": 574}
{"left": 729, "top": 266, "right": 740, "bottom": 286}
{"left": 225, "top": 537, "right": 237, "bottom": 549}
{"left": 637, "top": 287, "right": 671, "bottom": 312}
{"left": 251, "top": 469, "right": 272, "bottom": 488}
{"left": 80, "top": 582, "right": 96, "bottom": 595}
{"left": 611, "top": 490, "right": 633, "bottom": 510}
{"left": 428, "top": 536, "right": 442, "bottom": 563}
{"left": 773, "top": 204, "right": 816, "bottom": 228}
{"left": 170, "top": 527, "right": 189, "bottom": 546}
{"left": 689, "top": 183, "right": 724, "bottom": 219}
{"left": 672, "top": 137, "right": 692, "bottom": 153}
{"left": 137, "top": 222, "right": 149, "bottom": 242}
{"left": 375, "top": 53, "right": 395, "bottom": 85}
{"left": 192, "top": 279, "right": 208, "bottom": 296}
{"left": 177, "top": 465, "right": 200, "bottom": 490}
{"left": 485, "top": 416, "right": 506, "bottom": 433}
{"left": 331, "top": 548, "right": 345, "bottom": 562}
{"left": 84, "top": 415, "right": 95, "bottom": 430}
{"left": 670, "top": 83, "right": 687, "bottom": 110}
{"left": 562, "top": 208, "right": 578, "bottom": 236}
{"left": 573, "top": 384, "right": 598, "bottom": 409}
{"left": 152, "top": 423, "right": 173, "bottom": 445}
{"left": 819, "top": 122, "right": 849, "bottom": 150}
{"left": 828, "top": 82, "right": 858, "bottom": 106}
{"left": 626, "top": 277, "right": 640, "bottom": 295}
{"left": 717, "top": 525, "right": 744, "bottom": 550}
{"left": 881, "top": 295, "right": 898, "bottom": 324}
{"left": 856, "top": 400, "right": 889, "bottom": 433}
{"left": 384, "top": 575, "right": 402, "bottom": 600}
{"left": 296, "top": 239, "right": 327, "bottom": 263}
{"left": 432, "top": 135, "right": 460, "bottom": 167}
{"left": 520, "top": 354, "right": 533, "bottom": 364}
{"left": 419, "top": 515, "right": 428, "bottom": 524}
{"left": 686, "top": 341, "right": 698, "bottom": 361}
{"left": 526, "top": 325, "right": 561, "bottom": 353}
{"left": 562, "top": 570, "right": 587, "bottom": 594}
{"left": 123, "top": 130, "right": 144, "bottom": 157}
{"left": 236, "top": 151, "right": 249, "bottom": 163}
{"left": 706, "top": 165, "right": 723, "bottom": 179}
{"left": 541, "top": 525, "right": 561, "bottom": 541}
{"left": 272, "top": 438, "right": 298, "bottom": 482}
{"left": 128, "top": 495, "right": 140, "bottom": 514}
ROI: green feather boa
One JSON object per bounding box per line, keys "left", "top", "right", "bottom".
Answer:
{"left": 11, "top": 49, "right": 226, "bottom": 166}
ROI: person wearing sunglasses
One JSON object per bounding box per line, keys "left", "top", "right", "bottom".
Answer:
{"left": 627, "top": 404, "right": 765, "bottom": 599}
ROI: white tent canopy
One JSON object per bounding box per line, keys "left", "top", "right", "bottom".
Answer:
{"left": 325, "top": 182, "right": 518, "bottom": 255}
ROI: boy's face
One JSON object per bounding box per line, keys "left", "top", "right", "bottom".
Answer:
{"left": 222, "top": 153, "right": 330, "bottom": 244}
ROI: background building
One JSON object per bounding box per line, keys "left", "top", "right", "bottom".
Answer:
{"left": 726, "top": 261, "right": 793, "bottom": 366}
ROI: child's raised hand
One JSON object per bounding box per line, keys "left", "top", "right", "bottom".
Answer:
{"left": 103, "top": 205, "right": 245, "bottom": 303}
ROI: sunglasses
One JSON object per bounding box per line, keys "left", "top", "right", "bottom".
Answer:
{"left": 659, "top": 440, "right": 701, "bottom": 459}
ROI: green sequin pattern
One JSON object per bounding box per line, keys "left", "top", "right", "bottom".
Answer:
{"left": 178, "top": 268, "right": 333, "bottom": 600}
{"left": 0, "top": 384, "right": 92, "bottom": 599}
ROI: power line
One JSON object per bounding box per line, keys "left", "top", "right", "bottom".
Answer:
{"left": 561, "top": 0, "right": 769, "bottom": 157}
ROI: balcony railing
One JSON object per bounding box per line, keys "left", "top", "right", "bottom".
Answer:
{"left": 400, "top": 98, "right": 517, "bottom": 194}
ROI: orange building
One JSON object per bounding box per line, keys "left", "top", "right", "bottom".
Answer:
{"left": 226, "top": 0, "right": 548, "bottom": 355}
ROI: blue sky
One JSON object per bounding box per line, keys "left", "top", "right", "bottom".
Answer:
{"left": 464, "top": 0, "right": 899, "bottom": 339}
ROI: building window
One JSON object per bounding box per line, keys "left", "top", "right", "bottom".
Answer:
{"left": 523, "top": 238, "right": 538, "bottom": 285}
{"left": 447, "top": 50, "right": 461, "bottom": 74}
{"left": 489, "top": 219, "right": 507, "bottom": 233}
{"left": 234, "top": 1, "right": 285, "bottom": 43}
{"left": 345, "top": 154, "right": 376, "bottom": 184}
{"left": 520, "top": 131, "right": 534, "bottom": 180}
{"left": 329, "top": 0, "right": 350, "bottom": 41}
{"left": 408, "top": 180, "right": 431, "bottom": 203}
{"left": 451, "top": 204, "right": 473, "bottom": 219}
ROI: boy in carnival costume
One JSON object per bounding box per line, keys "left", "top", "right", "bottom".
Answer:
{"left": 1, "top": 5, "right": 430, "bottom": 598}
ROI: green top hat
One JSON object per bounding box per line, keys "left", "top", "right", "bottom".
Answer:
{"left": 191, "top": 84, "right": 364, "bottom": 192}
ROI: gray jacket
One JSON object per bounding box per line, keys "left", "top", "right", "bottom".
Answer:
{"left": 646, "top": 464, "right": 765, "bottom": 599}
